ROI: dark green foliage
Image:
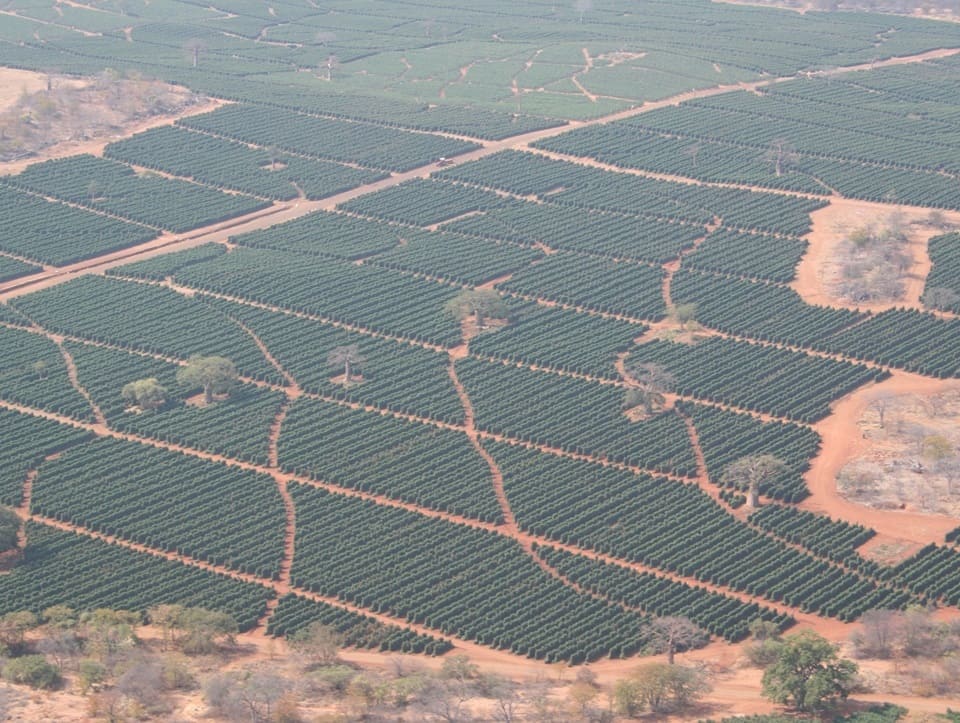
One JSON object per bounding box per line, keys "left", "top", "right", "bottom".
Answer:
{"left": 280, "top": 399, "right": 502, "bottom": 523}
{"left": 30, "top": 438, "right": 287, "bottom": 578}
{"left": 0, "top": 525, "right": 272, "bottom": 631}
{"left": 268, "top": 594, "right": 452, "bottom": 655}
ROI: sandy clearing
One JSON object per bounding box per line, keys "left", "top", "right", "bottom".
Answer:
{"left": 794, "top": 198, "right": 960, "bottom": 313}
{"left": 802, "top": 371, "right": 960, "bottom": 543}
{"left": 0, "top": 68, "right": 58, "bottom": 112}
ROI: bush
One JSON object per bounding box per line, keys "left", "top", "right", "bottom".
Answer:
{"left": 3, "top": 655, "right": 61, "bottom": 689}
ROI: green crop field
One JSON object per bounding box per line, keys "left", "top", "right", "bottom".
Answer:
{"left": 1, "top": 0, "right": 960, "bottom": 689}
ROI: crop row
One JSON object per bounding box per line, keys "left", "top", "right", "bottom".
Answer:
{"left": 923, "top": 233, "right": 960, "bottom": 312}
{"left": 490, "top": 442, "right": 911, "bottom": 620}
{"left": 498, "top": 252, "right": 667, "bottom": 321}
{"left": 469, "top": 303, "right": 642, "bottom": 380}
{"left": 170, "top": 247, "right": 464, "bottom": 348}
{"left": 279, "top": 398, "right": 502, "bottom": 523}
{"left": 0, "top": 255, "right": 41, "bottom": 284}
{"left": 748, "top": 506, "right": 875, "bottom": 566}
{"left": 457, "top": 358, "right": 698, "bottom": 476}
{"left": 892, "top": 545, "right": 960, "bottom": 606}
{"left": 0, "top": 186, "right": 157, "bottom": 266}
{"left": 446, "top": 200, "right": 705, "bottom": 263}
{"left": 684, "top": 229, "right": 808, "bottom": 283}
{"left": 0, "top": 408, "right": 92, "bottom": 506}
{"left": 366, "top": 227, "right": 543, "bottom": 286}
{"left": 105, "top": 125, "right": 386, "bottom": 201}
{"left": 31, "top": 438, "right": 287, "bottom": 578}
{"left": 179, "top": 104, "right": 480, "bottom": 173}
{"left": 628, "top": 337, "right": 884, "bottom": 422}
{"left": 0, "top": 525, "right": 273, "bottom": 631}
{"left": 267, "top": 594, "right": 452, "bottom": 655}
{"left": 228, "top": 210, "right": 402, "bottom": 261}
{"left": 107, "top": 243, "right": 228, "bottom": 281}
{"left": 289, "top": 485, "right": 650, "bottom": 663}
{"left": 4, "top": 155, "right": 268, "bottom": 233}
{"left": 536, "top": 545, "right": 793, "bottom": 642}
{"left": 340, "top": 179, "right": 505, "bottom": 227}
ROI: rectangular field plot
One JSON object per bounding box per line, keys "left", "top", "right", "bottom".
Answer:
{"left": 339, "top": 179, "right": 506, "bottom": 227}
{"left": 628, "top": 337, "right": 884, "bottom": 423}
{"left": 4, "top": 155, "right": 269, "bottom": 233}
{"left": 178, "top": 104, "right": 481, "bottom": 172}
{"left": 209, "top": 301, "right": 464, "bottom": 423}
{"left": 0, "top": 409, "right": 91, "bottom": 506}
{"left": 469, "top": 303, "right": 643, "bottom": 380}
{"left": 447, "top": 202, "right": 705, "bottom": 263}
{"left": 749, "top": 506, "right": 875, "bottom": 566}
{"left": 0, "top": 525, "right": 272, "bottom": 631}
{"left": 170, "top": 247, "right": 464, "bottom": 347}
{"left": 105, "top": 126, "right": 387, "bottom": 201}
{"left": 289, "top": 485, "right": 649, "bottom": 663}
{"left": 30, "top": 438, "right": 287, "bottom": 578}
{"left": 488, "top": 442, "right": 910, "bottom": 620}
{"left": 228, "top": 212, "right": 405, "bottom": 261}
{"left": 0, "top": 186, "right": 158, "bottom": 266}
{"left": 684, "top": 229, "right": 808, "bottom": 283}
{"left": 66, "top": 342, "right": 284, "bottom": 465}
{"left": 456, "top": 358, "right": 696, "bottom": 476}
{"left": 671, "top": 270, "right": 865, "bottom": 348}
{"left": 280, "top": 398, "right": 502, "bottom": 522}
{"left": 11, "top": 276, "right": 282, "bottom": 383}
{"left": 923, "top": 232, "right": 960, "bottom": 313}
{"left": 498, "top": 252, "right": 666, "bottom": 321}
{"left": 106, "top": 243, "right": 228, "bottom": 281}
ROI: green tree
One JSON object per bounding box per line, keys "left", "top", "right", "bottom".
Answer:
{"left": 721, "top": 454, "right": 786, "bottom": 509}
{"left": 176, "top": 355, "right": 237, "bottom": 405}
{"left": 0, "top": 507, "right": 21, "bottom": 552}
{"left": 32, "top": 360, "right": 49, "bottom": 380}
{"left": 177, "top": 608, "right": 237, "bottom": 654}
{"left": 445, "top": 289, "right": 509, "bottom": 329}
{"left": 3, "top": 654, "right": 61, "bottom": 689}
{"left": 121, "top": 377, "right": 168, "bottom": 411}
{"left": 761, "top": 630, "right": 858, "bottom": 712}
{"left": 289, "top": 621, "right": 343, "bottom": 668}
{"left": 672, "top": 302, "right": 698, "bottom": 330}
{"left": 326, "top": 344, "right": 365, "bottom": 385}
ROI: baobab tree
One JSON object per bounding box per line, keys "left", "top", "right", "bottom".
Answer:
{"left": 445, "top": 289, "right": 509, "bottom": 329}
{"left": 184, "top": 38, "right": 206, "bottom": 69}
{"left": 574, "top": 0, "right": 594, "bottom": 23}
{"left": 327, "top": 344, "right": 365, "bottom": 384}
{"left": 722, "top": 454, "right": 786, "bottom": 509}
{"left": 624, "top": 361, "right": 676, "bottom": 416}
{"left": 645, "top": 616, "right": 707, "bottom": 665}
{"left": 684, "top": 142, "right": 702, "bottom": 169}
{"left": 176, "top": 355, "right": 237, "bottom": 405}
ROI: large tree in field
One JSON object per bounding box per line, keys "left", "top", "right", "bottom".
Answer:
{"left": 624, "top": 361, "right": 676, "bottom": 416}
{"left": 721, "top": 454, "right": 786, "bottom": 509}
{"left": 176, "top": 356, "right": 237, "bottom": 405}
{"left": 121, "top": 377, "right": 167, "bottom": 411}
{"left": 445, "top": 289, "right": 509, "bottom": 329}
{"left": 645, "top": 616, "right": 707, "bottom": 665}
{"left": 327, "top": 344, "right": 365, "bottom": 384}
{"left": 762, "top": 630, "right": 858, "bottom": 712}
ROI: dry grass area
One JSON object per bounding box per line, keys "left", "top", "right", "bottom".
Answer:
{"left": 793, "top": 199, "right": 960, "bottom": 313}
{"left": 0, "top": 69, "right": 211, "bottom": 168}
{"left": 838, "top": 387, "right": 960, "bottom": 517}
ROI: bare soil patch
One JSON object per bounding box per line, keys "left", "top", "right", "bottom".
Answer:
{"left": 794, "top": 198, "right": 960, "bottom": 312}
{"left": 802, "top": 371, "right": 960, "bottom": 544}
{"left": 0, "top": 68, "right": 77, "bottom": 113}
